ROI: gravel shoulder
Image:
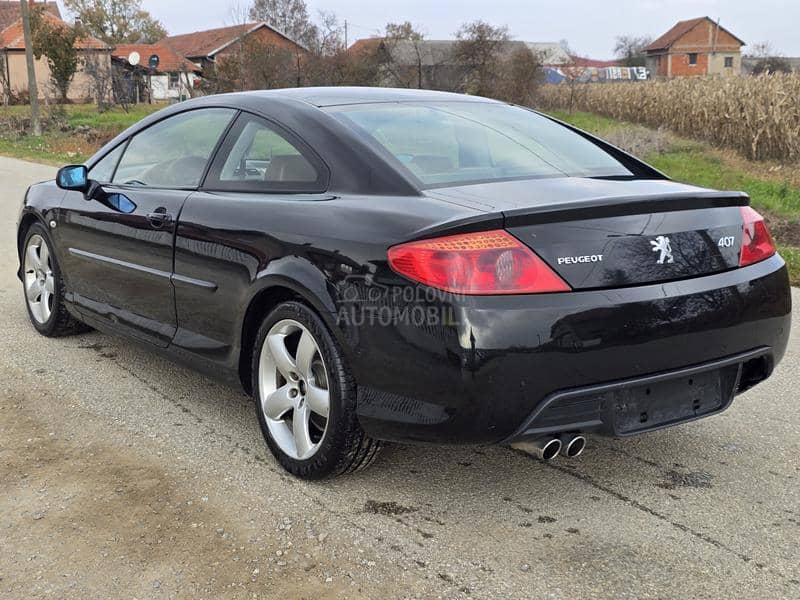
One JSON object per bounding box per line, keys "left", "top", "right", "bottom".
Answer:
{"left": 1, "top": 156, "right": 798, "bottom": 598}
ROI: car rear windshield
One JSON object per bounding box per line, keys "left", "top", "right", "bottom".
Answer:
{"left": 329, "top": 102, "right": 633, "bottom": 187}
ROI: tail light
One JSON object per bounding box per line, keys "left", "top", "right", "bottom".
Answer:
{"left": 739, "top": 206, "right": 776, "bottom": 267}
{"left": 387, "top": 229, "right": 571, "bottom": 295}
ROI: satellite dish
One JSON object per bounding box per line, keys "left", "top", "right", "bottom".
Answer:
{"left": 127, "top": 51, "right": 140, "bottom": 66}
{"left": 148, "top": 54, "right": 160, "bottom": 69}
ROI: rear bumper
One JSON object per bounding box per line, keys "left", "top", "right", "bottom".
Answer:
{"left": 504, "top": 347, "right": 771, "bottom": 444}
{"left": 352, "top": 255, "right": 792, "bottom": 444}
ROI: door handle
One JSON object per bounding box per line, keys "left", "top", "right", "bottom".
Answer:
{"left": 147, "top": 208, "right": 173, "bottom": 228}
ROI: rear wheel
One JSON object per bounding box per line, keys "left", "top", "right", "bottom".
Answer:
{"left": 22, "top": 223, "right": 89, "bottom": 337}
{"left": 252, "top": 301, "right": 381, "bottom": 479}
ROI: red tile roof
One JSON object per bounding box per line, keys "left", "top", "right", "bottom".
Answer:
{"left": 645, "top": 16, "right": 744, "bottom": 52}
{"left": 348, "top": 37, "right": 382, "bottom": 55}
{"left": 113, "top": 43, "right": 200, "bottom": 73}
{"left": 0, "top": 1, "right": 59, "bottom": 30}
{"left": 163, "top": 22, "right": 304, "bottom": 59}
{"left": 0, "top": 10, "right": 108, "bottom": 50}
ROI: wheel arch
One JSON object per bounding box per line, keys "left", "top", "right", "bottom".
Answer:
{"left": 16, "top": 212, "right": 50, "bottom": 279}
{"left": 238, "top": 272, "right": 346, "bottom": 394}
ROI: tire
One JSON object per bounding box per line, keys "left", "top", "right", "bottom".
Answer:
{"left": 252, "top": 301, "right": 381, "bottom": 479}
{"left": 21, "top": 222, "right": 90, "bottom": 337}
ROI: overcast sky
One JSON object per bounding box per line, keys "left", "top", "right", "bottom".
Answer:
{"left": 87, "top": 1, "right": 800, "bottom": 58}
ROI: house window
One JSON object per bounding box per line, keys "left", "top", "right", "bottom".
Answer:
{"left": 724, "top": 56, "right": 734, "bottom": 68}
{"left": 688, "top": 53, "right": 698, "bottom": 66}
{"left": 169, "top": 73, "right": 180, "bottom": 89}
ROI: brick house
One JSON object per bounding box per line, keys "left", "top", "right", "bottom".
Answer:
{"left": 0, "top": 0, "right": 111, "bottom": 102}
{"left": 645, "top": 17, "right": 745, "bottom": 78}
{"left": 162, "top": 22, "right": 307, "bottom": 75}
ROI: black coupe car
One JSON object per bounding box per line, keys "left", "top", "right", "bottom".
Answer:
{"left": 17, "top": 88, "right": 791, "bottom": 478}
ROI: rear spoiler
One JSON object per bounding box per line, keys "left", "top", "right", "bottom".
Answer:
{"left": 409, "top": 191, "right": 749, "bottom": 241}
{"left": 503, "top": 191, "right": 749, "bottom": 227}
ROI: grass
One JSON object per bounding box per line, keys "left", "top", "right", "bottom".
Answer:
{"left": 547, "top": 110, "right": 623, "bottom": 135}
{"left": 0, "top": 103, "right": 163, "bottom": 164}
{"left": 778, "top": 245, "right": 800, "bottom": 284}
{"left": 648, "top": 151, "right": 800, "bottom": 218}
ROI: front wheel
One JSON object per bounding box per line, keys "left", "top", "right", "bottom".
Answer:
{"left": 22, "top": 223, "right": 89, "bottom": 337}
{"left": 252, "top": 301, "right": 381, "bottom": 479}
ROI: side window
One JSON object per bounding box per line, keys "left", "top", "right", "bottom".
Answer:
{"left": 206, "top": 114, "right": 326, "bottom": 193}
{"left": 688, "top": 53, "right": 698, "bottom": 66}
{"left": 113, "top": 108, "right": 235, "bottom": 188}
{"left": 88, "top": 143, "right": 125, "bottom": 183}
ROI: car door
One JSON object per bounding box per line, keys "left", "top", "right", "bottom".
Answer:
{"left": 56, "top": 107, "right": 237, "bottom": 347}
{"left": 171, "top": 111, "right": 329, "bottom": 370}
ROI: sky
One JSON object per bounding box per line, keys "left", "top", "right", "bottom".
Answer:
{"left": 62, "top": 1, "right": 800, "bottom": 58}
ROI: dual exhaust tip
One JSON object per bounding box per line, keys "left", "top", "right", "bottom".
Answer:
{"left": 512, "top": 434, "right": 586, "bottom": 461}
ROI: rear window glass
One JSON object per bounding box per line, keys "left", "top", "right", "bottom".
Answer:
{"left": 329, "top": 102, "right": 632, "bottom": 187}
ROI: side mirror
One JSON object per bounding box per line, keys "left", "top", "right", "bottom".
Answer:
{"left": 56, "top": 165, "right": 89, "bottom": 192}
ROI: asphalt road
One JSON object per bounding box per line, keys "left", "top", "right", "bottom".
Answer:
{"left": 1, "top": 156, "right": 798, "bottom": 599}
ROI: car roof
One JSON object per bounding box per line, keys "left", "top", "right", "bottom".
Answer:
{"left": 233, "top": 86, "right": 503, "bottom": 107}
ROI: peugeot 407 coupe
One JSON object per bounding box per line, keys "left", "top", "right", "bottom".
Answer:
{"left": 17, "top": 88, "right": 791, "bottom": 478}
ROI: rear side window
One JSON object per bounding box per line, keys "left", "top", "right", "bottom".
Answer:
{"left": 113, "top": 108, "right": 235, "bottom": 188}
{"left": 329, "top": 102, "right": 633, "bottom": 187}
{"left": 205, "top": 113, "right": 326, "bottom": 193}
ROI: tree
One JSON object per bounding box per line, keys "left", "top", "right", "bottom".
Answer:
{"left": 751, "top": 56, "right": 793, "bottom": 74}
{"left": 613, "top": 35, "right": 652, "bottom": 67}
{"left": 747, "top": 41, "right": 793, "bottom": 74}
{"left": 249, "top": 0, "right": 318, "bottom": 48}
{"left": 555, "top": 42, "right": 586, "bottom": 114}
{"left": 19, "top": 0, "right": 40, "bottom": 134}
{"left": 452, "top": 20, "right": 509, "bottom": 96}
{"left": 31, "top": 8, "right": 81, "bottom": 103}
{"left": 496, "top": 46, "right": 543, "bottom": 106}
{"left": 379, "top": 22, "right": 425, "bottom": 88}
{"left": 64, "top": 0, "right": 166, "bottom": 44}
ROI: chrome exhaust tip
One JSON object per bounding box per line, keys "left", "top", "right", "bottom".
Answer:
{"left": 511, "top": 437, "right": 562, "bottom": 461}
{"left": 563, "top": 435, "right": 586, "bottom": 458}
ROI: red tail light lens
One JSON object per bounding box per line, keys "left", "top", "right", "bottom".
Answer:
{"left": 387, "top": 230, "right": 571, "bottom": 294}
{"left": 739, "top": 206, "right": 776, "bottom": 267}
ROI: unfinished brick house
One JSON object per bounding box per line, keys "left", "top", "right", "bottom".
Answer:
{"left": 645, "top": 17, "right": 745, "bottom": 78}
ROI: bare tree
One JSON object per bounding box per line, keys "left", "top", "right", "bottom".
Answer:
{"left": 20, "top": 0, "right": 41, "bottom": 135}
{"left": 746, "top": 41, "right": 793, "bottom": 74}
{"left": 556, "top": 42, "right": 586, "bottom": 113}
{"left": 83, "top": 53, "right": 114, "bottom": 110}
{"left": 249, "top": 0, "right": 318, "bottom": 48}
{"left": 380, "top": 22, "right": 425, "bottom": 88}
{"left": 496, "top": 46, "right": 543, "bottom": 106}
{"left": 452, "top": 21, "right": 509, "bottom": 96}
{"left": 613, "top": 35, "right": 652, "bottom": 67}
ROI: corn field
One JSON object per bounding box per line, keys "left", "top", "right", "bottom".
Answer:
{"left": 536, "top": 74, "right": 800, "bottom": 161}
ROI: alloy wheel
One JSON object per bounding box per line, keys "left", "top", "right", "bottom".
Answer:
{"left": 258, "top": 319, "right": 330, "bottom": 460}
{"left": 23, "top": 234, "right": 55, "bottom": 324}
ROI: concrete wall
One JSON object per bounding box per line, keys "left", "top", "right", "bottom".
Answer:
{"left": 708, "top": 53, "right": 741, "bottom": 77}
{"left": 3, "top": 50, "right": 112, "bottom": 102}
{"left": 149, "top": 72, "right": 200, "bottom": 101}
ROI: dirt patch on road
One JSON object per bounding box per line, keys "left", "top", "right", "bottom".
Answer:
{"left": 0, "top": 387, "right": 366, "bottom": 598}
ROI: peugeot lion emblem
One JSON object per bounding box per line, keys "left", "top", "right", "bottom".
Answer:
{"left": 650, "top": 235, "right": 674, "bottom": 264}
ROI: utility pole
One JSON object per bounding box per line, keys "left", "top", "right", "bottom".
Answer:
{"left": 20, "top": 0, "right": 41, "bottom": 136}
{"left": 344, "top": 20, "right": 348, "bottom": 48}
